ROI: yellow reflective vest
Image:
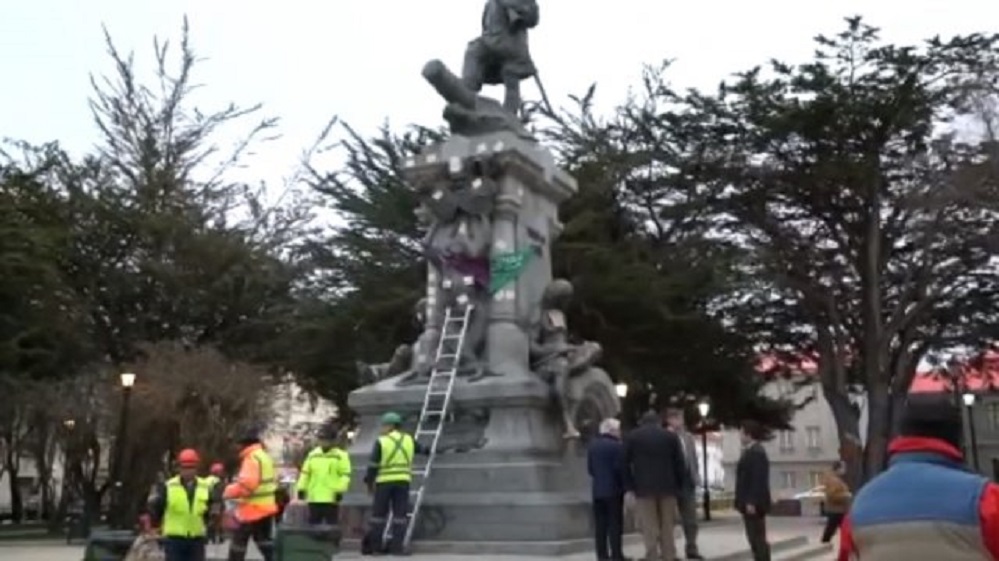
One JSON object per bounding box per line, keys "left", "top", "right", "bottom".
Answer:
{"left": 162, "top": 476, "right": 211, "bottom": 538}
{"left": 296, "top": 446, "right": 352, "bottom": 503}
{"left": 245, "top": 447, "right": 278, "bottom": 507}
{"left": 376, "top": 431, "right": 415, "bottom": 484}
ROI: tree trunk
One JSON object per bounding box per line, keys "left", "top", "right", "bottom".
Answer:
{"left": 7, "top": 469, "right": 22, "bottom": 522}
{"left": 823, "top": 386, "right": 863, "bottom": 488}
{"left": 864, "top": 384, "right": 892, "bottom": 481}
{"left": 3, "top": 444, "right": 23, "bottom": 522}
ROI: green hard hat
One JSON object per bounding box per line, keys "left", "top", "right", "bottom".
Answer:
{"left": 381, "top": 411, "right": 403, "bottom": 426}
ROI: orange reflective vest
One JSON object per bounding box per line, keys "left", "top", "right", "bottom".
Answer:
{"left": 222, "top": 443, "right": 278, "bottom": 522}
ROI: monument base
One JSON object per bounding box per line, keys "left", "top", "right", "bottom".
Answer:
{"left": 342, "top": 374, "right": 599, "bottom": 546}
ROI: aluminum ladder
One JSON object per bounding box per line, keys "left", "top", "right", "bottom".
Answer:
{"left": 382, "top": 303, "right": 472, "bottom": 551}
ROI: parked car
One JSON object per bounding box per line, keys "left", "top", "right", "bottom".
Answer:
{"left": 793, "top": 485, "right": 826, "bottom": 500}
{"left": 793, "top": 485, "right": 827, "bottom": 516}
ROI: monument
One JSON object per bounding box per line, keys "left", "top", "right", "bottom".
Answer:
{"left": 342, "top": 0, "right": 621, "bottom": 553}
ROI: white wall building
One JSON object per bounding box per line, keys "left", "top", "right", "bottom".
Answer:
{"left": 0, "top": 452, "right": 67, "bottom": 519}
{"left": 720, "top": 377, "right": 868, "bottom": 499}
{"left": 692, "top": 433, "right": 725, "bottom": 489}
{"left": 262, "top": 377, "right": 338, "bottom": 467}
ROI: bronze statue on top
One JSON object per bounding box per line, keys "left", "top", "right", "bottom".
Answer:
{"left": 421, "top": 0, "right": 541, "bottom": 138}
{"left": 461, "top": 0, "right": 539, "bottom": 116}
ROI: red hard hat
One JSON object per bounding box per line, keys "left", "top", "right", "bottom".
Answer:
{"left": 210, "top": 462, "right": 224, "bottom": 475}
{"left": 177, "top": 448, "right": 200, "bottom": 467}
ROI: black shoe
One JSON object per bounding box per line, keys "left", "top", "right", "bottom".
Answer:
{"left": 686, "top": 553, "right": 704, "bottom": 560}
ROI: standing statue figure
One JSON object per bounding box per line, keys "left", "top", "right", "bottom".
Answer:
{"left": 462, "top": 0, "right": 540, "bottom": 116}
{"left": 530, "top": 279, "right": 603, "bottom": 439}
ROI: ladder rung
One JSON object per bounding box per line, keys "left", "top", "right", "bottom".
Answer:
{"left": 427, "top": 390, "right": 449, "bottom": 397}
{"left": 416, "top": 429, "right": 438, "bottom": 436}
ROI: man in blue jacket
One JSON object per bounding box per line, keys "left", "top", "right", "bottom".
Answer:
{"left": 588, "top": 418, "right": 629, "bottom": 561}
{"left": 839, "top": 393, "right": 999, "bottom": 560}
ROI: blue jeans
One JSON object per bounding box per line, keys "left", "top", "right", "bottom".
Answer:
{"left": 163, "top": 537, "right": 206, "bottom": 561}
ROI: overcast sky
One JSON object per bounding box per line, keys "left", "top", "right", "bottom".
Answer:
{"left": 3, "top": 0, "right": 998, "bottom": 190}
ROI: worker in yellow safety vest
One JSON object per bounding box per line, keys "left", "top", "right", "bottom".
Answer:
{"left": 148, "top": 448, "right": 218, "bottom": 561}
{"left": 362, "top": 411, "right": 426, "bottom": 555}
{"left": 223, "top": 425, "right": 278, "bottom": 561}
{"left": 295, "top": 423, "right": 352, "bottom": 527}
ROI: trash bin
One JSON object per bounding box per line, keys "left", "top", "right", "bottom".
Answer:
{"left": 275, "top": 524, "right": 340, "bottom": 561}
{"left": 82, "top": 530, "right": 140, "bottom": 561}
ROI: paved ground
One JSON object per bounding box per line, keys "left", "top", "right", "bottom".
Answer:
{"left": 0, "top": 516, "right": 831, "bottom": 560}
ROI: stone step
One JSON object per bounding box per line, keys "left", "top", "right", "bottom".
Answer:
{"left": 713, "top": 536, "right": 808, "bottom": 561}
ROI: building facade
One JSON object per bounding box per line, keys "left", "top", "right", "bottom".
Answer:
{"left": 720, "top": 377, "right": 868, "bottom": 498}
{"left": 960, "top": 391, "right": 999, "bottom": 480}
{"left": 261, "top": 376, "right": 338, "bottom": 468}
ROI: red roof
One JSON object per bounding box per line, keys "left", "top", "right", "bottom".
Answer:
{"left": 910, "top": 351, "right": 999, "bottom": 393}
{"left": 756, "top": 350, "right": 999, "bottom": 394}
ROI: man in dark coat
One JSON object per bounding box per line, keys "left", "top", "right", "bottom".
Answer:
{"left": 587, "top": 418, "right": 629, "bottom": 561}
{"left": 624, "top": 411, "right": 688, "bottom": 561}
{"left": 735, "top": 420, "right": 772, "bottom": 561}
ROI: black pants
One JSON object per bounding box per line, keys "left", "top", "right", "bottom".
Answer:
{"left": 742, "top": 514, "right": 771, "bottom": 561}
{"left": 307, "top": 502, "right": 340, "bottom": 525}
{"left": 822, "top": 512, "right": 845, "bottom": 543}
{"left": 592, "top": 495, "right": 624, "bottom": 560}
{"left": 163, "top": 537, "right": 206, "bottom": 561}
{"left": 363, "top": 482, "right": 410, "bottom": 555}
{"left": 227, "top": 515, "right": 275, "bottom": 561}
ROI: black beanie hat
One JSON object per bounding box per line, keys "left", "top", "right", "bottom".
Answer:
{"left": 900, "top": 393, "right": 963, "bottom": 450}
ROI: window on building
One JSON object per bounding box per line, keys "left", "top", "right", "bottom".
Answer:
{"left": 988, "top": 403, "right": 999, "bottom": 430}
{"left": 806, "top": 426, "right": 821, "bottom": 450}
{"left": 810, "top": 471, "right": 823, "bottom": 487}
{"left": 781, "top": 471, "right": 797, "bottom": 489}
{"left": 778, "top": 430, "right": 794, "bottom": 452}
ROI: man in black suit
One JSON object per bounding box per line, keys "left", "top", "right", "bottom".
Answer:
{"left": 735, "top": 420, "right": 772, "bottom": 561}
{"left": 624, "top": 411, "right": 688, "bottom": 561}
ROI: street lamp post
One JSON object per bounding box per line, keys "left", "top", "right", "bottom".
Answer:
{"left": 615, "top": 383, "right": 629, "bottom": 426}
{"left": 963, "top": 392, "right": 981, "bottom": 472}
{"left": 111, "top": 373, "right": 136, "bottom": 526}
{"left": 697, "top": 401, "right": 711, "bottom": 522}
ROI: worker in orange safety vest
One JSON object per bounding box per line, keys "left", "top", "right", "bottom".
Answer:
{"left": 223, "top": 425, "right": 277, "bottom": 561}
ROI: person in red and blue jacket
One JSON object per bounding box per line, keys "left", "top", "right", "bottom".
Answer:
{"left": 838, "top": 393, "right": 999, "bottom": 561}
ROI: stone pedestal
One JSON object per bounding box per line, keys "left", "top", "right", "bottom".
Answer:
{"left": 342, "top": 375, "right": 595, "bottom": 551}
{"left": 402, "top": 131, "right": 576, "bottom": 379}
{"left": 342, "top": 132, "right": 618, "bottom": 553}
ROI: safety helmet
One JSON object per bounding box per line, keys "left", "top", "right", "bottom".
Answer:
{"left": 209, "top": 462, "right": 225, "bottom": 475}
{"left": 177, "top": 448, "right": 200, "bottom": 467}
{"left": 380, "top": 411, "right": 403, "bottom": 426}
